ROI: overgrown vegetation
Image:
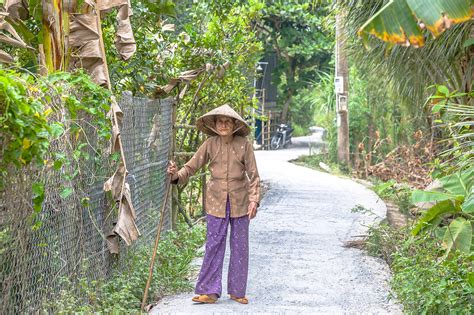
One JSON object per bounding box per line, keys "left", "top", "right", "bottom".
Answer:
{"left": 256, "top": 0, "right": 334, "bottom": 124}
{"left": 295, "top": 23, "right": 473, "bottom": 309}
{"left": 365, "top": 224, "right": 473, "bottom": 313}
{"left": 1, "top": 0, "right": 472, "bottom": 312}
{"left": 361, "top": 84, "right": 474, "bottom": 309}
{"left": 42, "top": 222, "right": 206, "bottom": 313}
{"left": 0, "top": 69, "right": 111, "bottom": 221}
{"left": 102, "top": 0, "right": 265, "bottom": 214}
{"left": 371, "top": 180, "right": 412, "bottom": 215}
{"left": 292, "top": 154, "right": 347, "bottom": 176}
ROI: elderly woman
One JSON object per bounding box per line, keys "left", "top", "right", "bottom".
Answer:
{"left": 167, "top": 104, "right": 260, "bottom": 304}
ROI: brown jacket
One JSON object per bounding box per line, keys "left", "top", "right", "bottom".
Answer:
{"left": 174, "top": 135, "right": 260, "bottom": 218}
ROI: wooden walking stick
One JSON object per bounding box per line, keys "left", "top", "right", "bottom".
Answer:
{"left": 141, "top": 175, "right": 172, "bottom": 311}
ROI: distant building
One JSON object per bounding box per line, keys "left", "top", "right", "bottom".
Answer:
{"left": 254, "top": 53, "right": 279, "bottom": 146}
{"left": 255, "top": 53, "right": 277, "bottom": 110}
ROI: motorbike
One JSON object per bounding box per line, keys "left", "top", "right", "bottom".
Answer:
{"left": 270, "top": 123, "right": 293, "bottom": 150}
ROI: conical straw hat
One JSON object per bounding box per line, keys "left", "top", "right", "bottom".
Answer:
{"left": 196, "top": 104, "right": 250, "bottom": 137}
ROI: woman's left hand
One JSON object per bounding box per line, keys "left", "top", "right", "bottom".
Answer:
{"left": 247, "top": 201, "right": 258, "bottom": 219}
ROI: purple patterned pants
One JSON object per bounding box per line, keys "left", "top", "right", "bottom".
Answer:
{"left": 195, "top": 194, "right": 250, "bottom": 298}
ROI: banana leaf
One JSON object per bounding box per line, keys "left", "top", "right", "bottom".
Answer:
{"left": 4, "top": 0, "right": 28, "bottom": 20}
{"left": 0, "top": 2, "right": 30, "bottom": 64}
{"left": 439, "top": 167, "right": 474, "bottom": 196}
{"left": 358, "top": 0, "right": 473, "bottom": 47}
{"left": 461, "top": 189, "right": 474, "bottom": 213}
{"left": 68, "top": 0, "right": 136, "bottom": 84}
{"left": 411, "top": 190, "right": 464, "bottom": 204}
{"left": 412, "top": 199, "right": 460, "bottom": 235}
{"left": 96, "top": 0, "right": 136, "bottom": 60}
{"left": 442, "top": 217, "right": 472, "bottom": 254}
{"left": 114, "top": 1, "right": 136, "bottom": 60}
{"left": 0, "top": 18, "right": 27, "bottom": 48}
{"left": 69, "top": 12, "right": 108, "bottom": 85}
{"left": 0, "top": 48, "right": 13, "bottom": 62}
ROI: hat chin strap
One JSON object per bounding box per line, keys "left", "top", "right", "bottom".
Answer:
{"left": 208, "top": 125, "right": 220, "bottom": 135}
{"left": 232, "top": 124, "right": 244, "bottom": 135}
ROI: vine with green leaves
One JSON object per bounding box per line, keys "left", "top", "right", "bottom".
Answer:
{"left": 99, "top": 0, "right": 264, "bottom": 218}
{"left": 0, "top": 69, "right": 112, "bottom": 226}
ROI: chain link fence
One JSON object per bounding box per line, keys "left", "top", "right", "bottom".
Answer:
{"left": 0, "top": 95, "right": 173, "bottom": 314}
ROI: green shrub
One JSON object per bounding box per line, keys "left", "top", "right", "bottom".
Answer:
{"left": 366, "top": 224, "right": 473, "bottom": 313}
{"left": 42, "top": 222, "right": 206, "bottom": 313}
{"left": 291, "top": 124, "right": 307, "bottom": 137}
{"left": 371, "top": 179, "right": 412, "bottom": 215}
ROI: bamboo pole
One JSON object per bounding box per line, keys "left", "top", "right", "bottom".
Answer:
{"left": 174, "top": 151, "right": 196, "bottom": 157}
{"left": 141, "top": 177, "right": 171, "bottom": 311}
{"left": 171, "top": 99, "right": 179, "bottom": 230}
{"left": 175, "top": 124, "right": 197, "bottom": 129}
{"left": 261, "top": 88, "right": 266, "bottom": 149}
{"left": 95, "top": 0, "right": 129, "bottom": 213}
{"left": 95, "top": 3, "right": 111, "bottom": 90}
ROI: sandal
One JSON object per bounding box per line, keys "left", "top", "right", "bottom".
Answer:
{"left": 230, "top": 295, "right": 248, "bottom": 304}
{"left": 192, "top": 294, "right": 218, "bottom": 304}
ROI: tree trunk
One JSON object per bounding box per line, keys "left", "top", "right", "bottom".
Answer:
{"left": 281, "top": 89, "right": 293, "bottom": 123}
{"left": 335, "top": 7, "right": 350, "bottom": 165}
{"left": 41, "top": 0, "right": 70, "bottom": 73}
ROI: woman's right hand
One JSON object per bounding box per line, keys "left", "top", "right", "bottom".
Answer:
{"left": 167, "top": 161, "right": 178, "bottom": 180}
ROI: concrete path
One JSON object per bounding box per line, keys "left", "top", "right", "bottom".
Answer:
{"left": 150, "top": 133, "right": 402, "bottom": 314}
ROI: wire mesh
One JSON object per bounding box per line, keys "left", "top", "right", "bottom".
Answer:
{"left": 0, "top": 95, "right": 173, "bottom": 314}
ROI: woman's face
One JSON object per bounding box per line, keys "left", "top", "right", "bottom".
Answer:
{"left": 215, "top": 115, "right": 235, "bottom": 136}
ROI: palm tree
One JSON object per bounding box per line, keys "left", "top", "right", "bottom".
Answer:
{"left": 339, "top": 0, "right": 472, "bottom": 143}
{"left": 357, "top": 0, "right": 473, "bottom": 48}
